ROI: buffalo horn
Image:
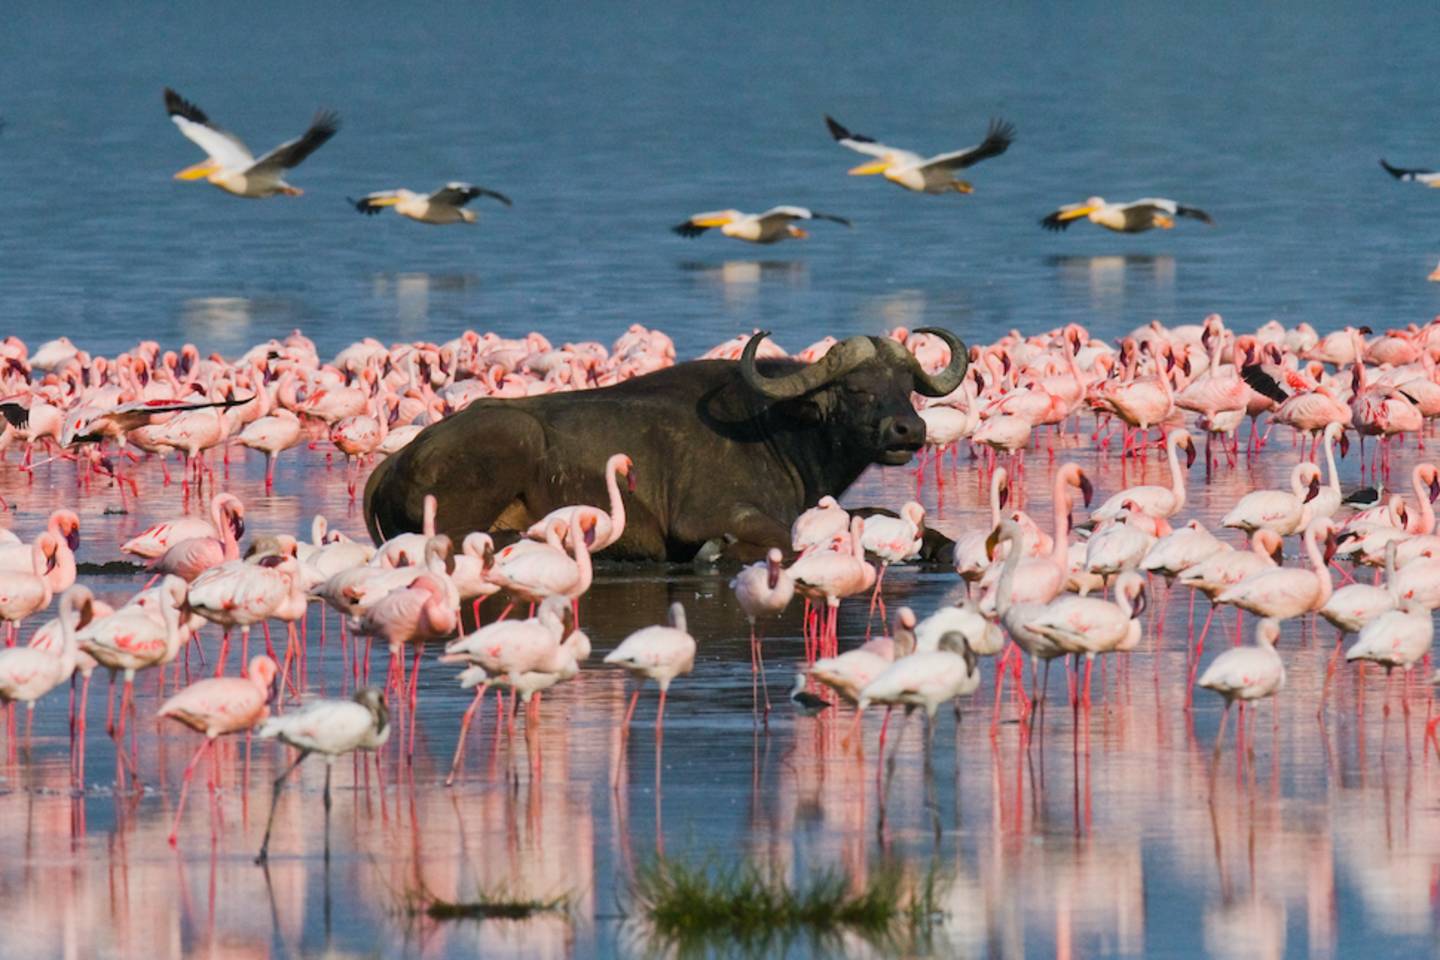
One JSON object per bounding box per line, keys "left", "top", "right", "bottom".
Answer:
{"left": 739, "top": 331, "right": 877, "bottom": 400}
{"left": 903, "top": 327, "right": 969, "bottom": 397}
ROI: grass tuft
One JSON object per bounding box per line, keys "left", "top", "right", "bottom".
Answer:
{"left": 401, "top": 882, "right": 569, "bottom": 923}
{"left": 629, "top": 856, "right": 941, "bottom": 951}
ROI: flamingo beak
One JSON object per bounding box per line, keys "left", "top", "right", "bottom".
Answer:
{"left": 984, "top": 527, "right": 1001, "bottom": 561}
{"left": 1184, "top": 440, "right": 1196, "bottom": 469}
{"left": 1323, "top": 531, "right": 1338, "bottom": 566}
{"left": 627, "top": 470, "right": 637, "bottom": 494}
{"left": 1430, "top": 475, "right": 1440, "bottom": 503}
{"left": 1079, "top": 474, "right": 1094, "bottom": 507}
{"left": 1270, "top": 542, "right": 1285, "bottom": 564}
{"left": 767, "top": 559, "right": 780, "bottom": 590}
{"left": 1132, "top": 585, "right": 1148, "bottom": 619}
{"left": 1338, "top": 432, "right": 1350, "bottom": 458}
{"left": 1304, "top": 478, "right": 1320, "bottom": 503}
{"left": 66, "top": 527, "right": 80, "bottom": 552}
{"left": 998, "top": 483, "right": 1010, "bottom": 510}
{"left": 232, "top": 514, "right": 246, "bottom": 540}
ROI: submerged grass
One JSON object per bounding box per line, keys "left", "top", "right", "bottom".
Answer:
{"left": 629, "top": 856, "right": 943, "bottom": 953}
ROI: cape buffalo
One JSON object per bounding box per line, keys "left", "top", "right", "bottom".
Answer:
{"left": 363, "top": 329, "right": 968, "bottom": 561}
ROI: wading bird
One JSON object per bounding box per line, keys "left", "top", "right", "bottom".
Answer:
{"left": 164, "top": 87, "right": 338, "bottom": 198}
{"left": 254, "top": 687, "right": 390, "bottom": 864}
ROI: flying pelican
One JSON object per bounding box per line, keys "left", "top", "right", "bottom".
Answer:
{"left": 350, "top": 183, "right": 512, "bottom": 224}
{"left": 1379, "top": 159, "right": 1440, "bottom": 186}
{"left": 1041, "top": 197, "right": 1213, "bottom": 233}
{"left": 672, "top": 206, "right": 850, "bottom": 244}
{"left": 164, "top": 87, "right": 339, "bottom": 198}
{"left": 824, "top": 115, "right": 1014, "bottom": 194}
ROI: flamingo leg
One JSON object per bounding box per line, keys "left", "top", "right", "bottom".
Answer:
{"left": 445, "top": 685, "right": 488, "bottom": 787}
{"left": 168, "top": 736, "right": 214, "bottom": 846}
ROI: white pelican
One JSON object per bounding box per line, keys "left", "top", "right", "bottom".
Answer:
{"left": 164, "top": 87, "right": 339, "bottom": 198}
{"left": 825, "top": 115, "right": 1014, "bottom": 194}
{"left": 1041, "top": 197, "right": 1213, "bottom": 234}
{"left": 672, "top": 206, "right": 850, "bottom": 244}
{"left": 350, "top": 183, "right": 512, "bottom": 224}
{"left": 1380, "top": 159, "right": 1440, "bottom": 187}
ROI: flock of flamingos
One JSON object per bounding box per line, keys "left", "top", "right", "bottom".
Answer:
{"left": 0, "top": 313, "right": 1439, "bottom": 858}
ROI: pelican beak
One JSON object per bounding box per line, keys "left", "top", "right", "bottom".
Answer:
{"left": 692, "top": 215, "right": 732, "bottom": 227}
{"left": 174, "top": 159, "right": 219, "bottom": 181}
{"left": 367, "top": 196, "right": 402, "bottom": 207}
{"left": 848, "top": 159, "right": 891, "bottom": 176}
{"left": 1056, "top": 205, "right": 1097, "bottom": 222}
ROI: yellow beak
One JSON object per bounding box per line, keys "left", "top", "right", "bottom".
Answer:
{"left": 1056, "top": 205, "right": 1097, "bottom": 222}
{"left": 692, "top": 215, "right": 733, "bottom": 227}
{"left": 174, "top": 159, "right": 219, "bottom": 181}
{"left": 367, "top": 196, "right": 402, "bottom": 208}
{"left": 848, "top": 160, "right": 890, "bottom": 176}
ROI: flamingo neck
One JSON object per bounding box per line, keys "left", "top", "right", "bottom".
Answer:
{"left": 988, "top": 470, "right": 1004, "bottom": 526}
{"left": 1412, "top": 468, "right": 1435, "bottom": 534}
{"left": 1166, "top": 435, "right": 1186, "bottom": 507}
{"left": 996, "top": 531, "right": 1022, "bottom": 620}
{"left": 604, "top": 460, "right": 626, "bottom": 546}
{"left": 1050, "top": 475, "right": 1070, "bottom": 568}
{"left": 1322, "top": 431, "right": 1340, "bottom": 494}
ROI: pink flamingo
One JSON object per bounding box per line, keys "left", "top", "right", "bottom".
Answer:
{"left": 121, "top": 492, "right": 244, "bottom": 560}
{"left": 188, "top": 553, "right": 304, "bottom": 676}
{"left": 158, "top": 655, "right": 277, "bottom": 846}
{"left": 1090, "top": 428, "right": 1195, "bottom": 521}
{"left": 1199, "top": 618, "right": 1285, "bottom": 755}
{"left": 604, "top": 602, "right": 695, "bottom": 739}
{"left": 524, "top": 452, "right": 635, "bottom": 551}
{"left": 788, "top": 516, "right": 875, "bottom": 657}
{"left": 0, "top": 585, "right": 88, "bottom": 744}
{"left": 1217, "top": 518, "right": 1336, "bottom": 623}
{"left": 790, "top": 496, "right": 849, "bottom": 553}
{"left": 0, "top": 537, "right": 56, "bottom": 646}
{"left": 859, "top": 501, "right": 925, "bottom": 621}
{"left": 355, "top": 572, "right": 459, "bottom": 749}
{"left": 730, "top": 547, "right": 795, "bottom": 717}
{"left": 330, "top": 397, "right": 389, "bottom": 499}
{"left": 978, "top": 463, "right": 1093, "bottom": 613}
{"left": 488, "top": 509, "right": 599, "bottom": 607}
{"left": 151, "top": 494, "right": 245, "bottom": 581}
{"left": 373, "top": 493, "right": 438, "bottom": 568}
{"left": 237, "top": 408, "right": 302, "bottom": 491}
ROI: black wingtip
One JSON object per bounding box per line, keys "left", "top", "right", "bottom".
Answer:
{"left": 986, "top": 116, "right": 1017, "bottom": 148}
{"left": 812, "top": 211, "right": 852, "bottom": 227}
{"left": 824, "top": 115, "right": 850, "bottom": 141}
{"left": 310, "top": 109, "right": 341, "bottom": 138}
{"left": 1240, "top": 364, "right": 1289, "bottom": 403}
{"left": 163, "top": 87, "right": 209, "bottom": 125}
{"left": 1177, "top": 205, "right": 1214, "bottom": 225}
{"left": 480, "top": 189, "right": 513, "bottom": 207}
{"left": 1039, "top": 211, "right": 1070, "bottom": 232}
{"left": 1379, "top": 158, "right": 1406, "bottom": 179}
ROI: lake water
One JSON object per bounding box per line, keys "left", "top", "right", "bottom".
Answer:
{"left": 3, "top": 3, "right": 1440, "bottom": 958}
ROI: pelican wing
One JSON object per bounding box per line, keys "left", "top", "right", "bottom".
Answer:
{"left": 164, "top": 87, "right": 253, "bottom": 169}
{"left": 430, "top": 182, "right": 512, "bottom": 208}
{"left": 1380, "top": 158, "right": 1437, "bottom": 181}
{"left": 824, "top": 115, "right": 893, "bottom": 159}
{"left": 248, "top": 110, "right": 340, "bottom": 174}
{"left": 756, "top": 206, "right": 851, "bottom": 227}
{"left": 350, "top": 191, "right": 401, "bottom": 215}
{"left": 1130, "top": 198, "right": 1213, "bottom": 226}
{"left": 919, "top": 118, "right": 1016, "bottom": 171}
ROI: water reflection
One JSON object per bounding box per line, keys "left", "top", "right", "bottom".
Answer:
{"left": 1048, "top": 254, "right": 1178, "bottom": 314}
{"left": 678, "top": 260, "right": 808, "bottom": 305}
{"left": 0, "top": 436, "right": 1438, "bottom": 956}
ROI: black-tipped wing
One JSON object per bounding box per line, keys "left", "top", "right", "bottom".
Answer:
{"left": 825, "top": 114, "right": 875, "bottom": 144}
{"left": 1342, "top": 485, "right": 1381, "bottom": 507}
{"left": 1380, "top": 158, "right": 1434, "bottom": 181}
{"left": 431, "top": 183, "right": 512, "bottom": 208}
{"left": 164, "top": 87, "right": 211, "bottom": 127}
{"left": 1240, "top": 365, "right": 1290, "bottom": 403}
{"left": 0, "top": 402, "right": 29, "bottom": 430}
{"left": 923, "top": 117, "right": 1016, "bottom": 171}
{"left": 252, "top": 110, "right": 340, "bottom": 173}
{"left": 349, "top": 193, "right": 392, "bottom": 215}
{"left": 1176, "top": 204, "right": 1214, "bottom": 224}
{"left": 671, "top": 220, "right": 710, "bottom": 238}
{"left": 810, "top": 210, "right": 852, "bottom": 227}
